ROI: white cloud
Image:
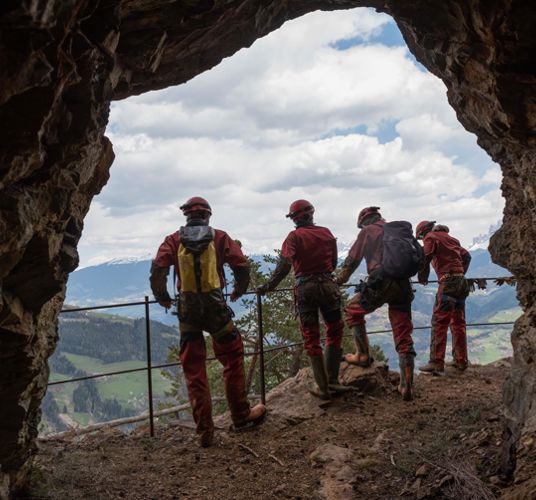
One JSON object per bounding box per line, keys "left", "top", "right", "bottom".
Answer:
{"left": 78, "top": 8, "right": 504, "bottom": 267}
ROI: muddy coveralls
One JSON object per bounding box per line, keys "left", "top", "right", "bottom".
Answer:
{"left": 260, "top": 224, "right": 345, "bottom": 398}
{"left": 150, "top": 226, "right": 251, "bottom": 436}
{"left": 419, "top": 227, "right": 471, "bottom": 371}
{"left": 338, "top": 220, "right": 416, "bottom": 398}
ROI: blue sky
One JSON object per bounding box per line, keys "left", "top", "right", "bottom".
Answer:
{"left": 78, "top": 8, "right": 503, "bottom": 267}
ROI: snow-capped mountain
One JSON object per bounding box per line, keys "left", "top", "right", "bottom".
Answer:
{"left": 468, "top": 221, "right": 501, "bottom": 251}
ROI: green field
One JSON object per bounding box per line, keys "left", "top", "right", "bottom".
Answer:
{"left": 467, "top": 327, "right": 513, "bottom": 364}
{"left": 59, "top": 353, "right": 173, "bottom": 405}
{"left": 486, "top": 307, "right": 522, "bottom": 323}
{"left": 44, "top": 352, "right": 176, "bottom": 432}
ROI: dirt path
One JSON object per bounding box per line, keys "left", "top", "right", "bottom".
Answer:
{"left": 22, "top": 362, "right": 508, "bottom": 499}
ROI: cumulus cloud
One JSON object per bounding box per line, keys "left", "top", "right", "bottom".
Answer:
{"left": 79, "top": 8, "right": 504, "bottom": 267}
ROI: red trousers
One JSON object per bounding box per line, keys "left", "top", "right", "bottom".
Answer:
{"left": 295, "top": 277, "right": 344, "bottom": 357}
{"left": 345, "top": 301, "right": 415, "bottom": 356}
{"left": 430, "top": 283, "right": 468, "bottom": 364}
{"left": 301, "top": 319, "right": 344, "bottom": 357}
{"left": 179, "top": 333, "right": 250, "bottom": 433}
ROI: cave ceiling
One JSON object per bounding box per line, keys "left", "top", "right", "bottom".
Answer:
{"left": 0, "top": 0, "right": 535, "bottom": 496}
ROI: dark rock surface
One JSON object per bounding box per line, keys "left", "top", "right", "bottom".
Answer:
{"left": 0, "top": 0, "right": 535, "bottom": 495}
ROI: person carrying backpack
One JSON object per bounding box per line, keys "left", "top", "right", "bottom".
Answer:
{"left": 416, "top": 221, "right": 471, "bottom": 373}
{"left": 257, "top": 200, "right": 348, "bottom": 400}
{"left": 336, "top": 207, "right": 420, "bottom": 401}
{"left": 150, "top": 197, "right": 266, "bottom": 447}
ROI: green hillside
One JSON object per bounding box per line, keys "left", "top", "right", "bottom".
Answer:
{"left": 42, "top": 311, "right": 180, "bottom": 435}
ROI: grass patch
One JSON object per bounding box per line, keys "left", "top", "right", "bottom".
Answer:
{"left": 486, "top": 307, "right": 522, "bottom": 323}
{"left": 72, "top": 412, "right": 92, "bottom": 426}
{"left": 56, "top": 353, "right": 172, "bottom": 405}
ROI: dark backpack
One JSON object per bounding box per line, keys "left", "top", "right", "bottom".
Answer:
{"left": 380, "top": 221, "right": 424, "bottom": 279}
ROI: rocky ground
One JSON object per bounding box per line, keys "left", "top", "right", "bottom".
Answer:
{"left": 20, "top": 360, "right": 511, "bottom": 499}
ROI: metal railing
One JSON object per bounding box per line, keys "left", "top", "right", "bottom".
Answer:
{"left": 48, "top": 277, "right": 517, "bottom": 437}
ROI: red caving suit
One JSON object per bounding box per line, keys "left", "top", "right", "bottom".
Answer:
{"left": 342, "top": 221, "right": 415, "bottom": 356}
{"left": 422, "top": 228, "right": 471, "bottom": 366}
{"left": 273, "top": 224, "right": 344, "bottom": 357}
{"left": 151, "top": 228, "right": 250, "bottom": 434}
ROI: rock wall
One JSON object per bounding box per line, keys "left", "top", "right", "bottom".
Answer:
{"left": 0, "top": 0, "right": 534, "bottom": 495}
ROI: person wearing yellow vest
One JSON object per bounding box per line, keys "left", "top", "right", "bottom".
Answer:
{"left": 150, "top": 197, "right": 266, "bottom": 447}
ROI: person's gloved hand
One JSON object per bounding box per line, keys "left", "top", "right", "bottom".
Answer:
{"left": 418, "top": 278, "right": 428, "bottom": 286}
{"left": 256, "top": 284, "right": 269, "bottom": 296}
{"left": 230, "top": 291, "right": 240, "bottom": 302}
{"left": 335, "top": 275, "right": 345, "bottom": 286}
{"left": 158, "top": 299, "right": 173, "bottom": 309}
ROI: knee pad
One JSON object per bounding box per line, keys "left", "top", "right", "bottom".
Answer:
{"left": 212, "top": 321, "right": 238, "bottom": 343}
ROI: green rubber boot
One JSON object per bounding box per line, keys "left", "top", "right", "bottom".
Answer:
{"left": 344, "top": 324, "right": 374, "bottom": 367}
{"left": 398, "top": 354, "right": 415, "bottom": 401}
{"left": 324, "top": 346, "right": 353, "bottom": 393}
{"left": 308, "top": 355, "right": 331, "bottom": 400}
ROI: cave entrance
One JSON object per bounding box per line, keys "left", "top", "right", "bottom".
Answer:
{"left": 66, "top": 9, "right": 513, "bottom": 373}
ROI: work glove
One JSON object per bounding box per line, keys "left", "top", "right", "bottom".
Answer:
{"left": 230, "top": 291, "right": 240, "bottom": 302}
{"left": 256, "top": 284, "right": 269, "bottom": 296}
{"left": 158, "top": 299, "right": 173, "bottom": 309}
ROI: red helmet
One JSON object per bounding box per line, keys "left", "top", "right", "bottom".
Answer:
{"left": 357, "top": 206, "right": 381, "bottom": 228}
{"left": 416, "top": 220, "right": 435, "bottom": 239}
{"left": 286, "top": 199, "right": 314, "bottom": 220}
{"left": 180, "top": 196, "right": 212, "bottom": 215}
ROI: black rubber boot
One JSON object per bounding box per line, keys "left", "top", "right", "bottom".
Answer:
{"left": 324, "top": 346, "right": 353, "bottom": 393}
{"left": 398, "top": 354, "right": 415, "bottom": 401}
{"left": 308, "top": 355, "right": 331, "bottom": 400}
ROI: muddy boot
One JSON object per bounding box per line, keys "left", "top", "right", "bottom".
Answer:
{"left": 418, "top": 361, "right": 444, "bottom": 374}
{"left": 398, "top": 354, "right": 414, "bottom": 401}
{"left": 455, "top": 361, "right": 468, "bottom": 371}
{"left": 324, "top": 346, "right": 353, "bottom": 394}
{"left": 344, "top": 324, "right": 373, "bottom": 367}
{"left": 308, "top": 355, "right": 331, "bottom": 400}
{"left": 234, "top": 403, "right": 267, "bottom": 430}
{"left": 199, "top": 429, "right": 214, "bottom": 448}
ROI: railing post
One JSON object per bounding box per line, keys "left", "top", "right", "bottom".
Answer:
{"left": 256, "top": 291, "right": 266, "bottom": 405}
{"left": 144, "top": 296, "right": 155, "bottom": 437}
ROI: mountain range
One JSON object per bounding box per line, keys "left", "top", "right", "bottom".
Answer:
{"left": 66, "top": 225, "right": 515, "bottom": 327}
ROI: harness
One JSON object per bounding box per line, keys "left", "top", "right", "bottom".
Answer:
{"left": 439, "top": 272, "right": 464, "bottom": 282}
{"left": 295, "top": 272, "right": 334, "bottom": 285}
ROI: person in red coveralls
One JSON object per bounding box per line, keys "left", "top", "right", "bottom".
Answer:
{"left": 336, "top": 207, "right": 416, "bottom": 401}
{"left": 416, "top": 221, "right": 471, "bottom": 373}
{"left": 150, "top": 197, "right": 265, "bottom": 447}
{"left": 257, "top": 200, "right": 347, "bottom": 400}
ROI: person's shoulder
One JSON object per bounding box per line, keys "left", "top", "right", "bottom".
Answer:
{"left": 362, "top": 223, "right": 382, "bottom": 235}
{"left": 424, "top": 230, "right": 439, "bottom": 241}
{"left": 316, "top": 225, "right": 336, "bottom": 239}
{"left": 314, "top": 224, "right": 333, "bottom": 232}
{"left": 284, "top": 229, "right": 298, "bottom": 241}
{"left": 449, "top": 234, "right": 462, "bottom": 246}
{"left": 163, "top": 230, "right": 180, "bottom": 243}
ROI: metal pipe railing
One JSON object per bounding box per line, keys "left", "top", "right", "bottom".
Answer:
{"left": 48, "top": 276, "right": 516, "bottom": 435}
